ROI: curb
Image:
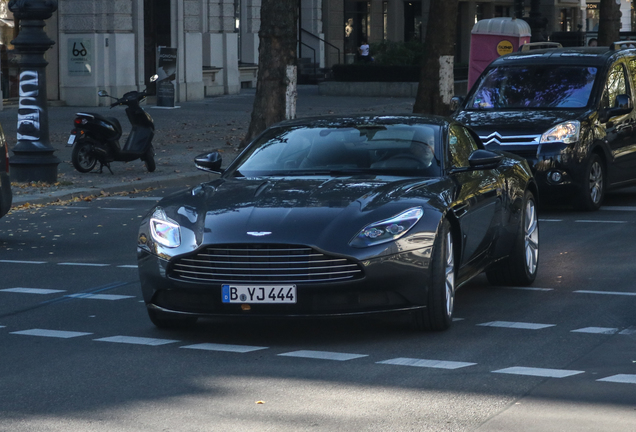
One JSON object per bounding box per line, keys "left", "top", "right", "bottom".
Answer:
{"left": 11, "top": 171, "right": 216, "bottom": 206}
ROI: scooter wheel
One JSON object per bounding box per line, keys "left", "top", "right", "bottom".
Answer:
{"left": 72, "top": 141, "right": 97, "bottom": 173}
{"left": 144, "top": 145, "right": 156, "bottom": 173}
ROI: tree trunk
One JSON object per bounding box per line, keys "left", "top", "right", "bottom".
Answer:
{"left": 240, "top": 0, "right": 297, "bottom": 148}
{"left": 597, "top": 0, "right": 621, "bottom": 46}
{"left": 413, "top": 0, "right": 459, "bottom": 116}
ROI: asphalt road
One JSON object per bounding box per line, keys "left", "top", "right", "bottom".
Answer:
{"left": 0, "top": 183, "right": 635, "bottom": 431}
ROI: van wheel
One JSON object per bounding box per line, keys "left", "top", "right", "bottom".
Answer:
{"left": 576, "top": 153, "right": 604, "bottom": 211}
{"left": 144, "top": 145, "right": 156, "bottom": 172}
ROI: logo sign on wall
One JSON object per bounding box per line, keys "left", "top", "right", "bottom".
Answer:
{"left": 497, "top": 40, "right": 514, "bottom": 56}
{"left": 157, "top": 47, "right": 177, "bottom": 108}
{"left": 68, "top": 38, "right": 92, "bottom": 76}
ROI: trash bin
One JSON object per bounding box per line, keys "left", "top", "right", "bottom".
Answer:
{"left": 468, "top": 17, "right": 531, "bottom": 91}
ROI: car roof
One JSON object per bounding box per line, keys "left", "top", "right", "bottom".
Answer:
{"left": 489, "top": 46, "right": 636, "bottom": 68}
{"left": 273, "top": 114, "right": 452, "bottom": 129}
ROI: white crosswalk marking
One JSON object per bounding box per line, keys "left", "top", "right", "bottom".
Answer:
{"left": 601, "top": 206, "right": 636, "bottom": 211}
{"left": 0, "top": 260, "right": 46, "bottom": 264}
{"left": 0, "top": 288, "right": 65, "bottom": 295}
{"left": 11, "top": 329, "right": 92, "bottom": 339}
{"left": 58, "top": 263, "right": 110, "bottom": 267}
{"left": 574, "top": 290, "right": 636, "bottom": 297}
{"left": 571, "top": 327, "right": 619, "bottom": 335}
{"left": 181, "top": 343, "right": 268, "bottom": 353}
{"left": 278, "top": 350, "right": 368, "bottom": 361}
{"left": 493, "top": 367, "right": 584, "bottom": 378}
{"left": 117, "top": 265, "right": 138, "bottom": 269}
{"left": 66, "top": 294, "right": 135, "bottom": 301}
{"left": 377, "top": 358, "right": 476, "bottom": 369}
{"left": 478, "top": 321, "right": 555, "bottom": 330}
{"left": 597, "top": 374, "right": 636, "bottom": 384}
{"left": 94, "top": 336, "right": 179, "bottom": 346}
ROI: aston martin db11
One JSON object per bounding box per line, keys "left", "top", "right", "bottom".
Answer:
{"left": 137, "top": 115, "right": 539, "bottom": 331}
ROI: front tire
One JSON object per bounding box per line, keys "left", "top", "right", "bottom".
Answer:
{"left": 486, "top": 190, "right": 539, "bottom": 286}
{"left": 143, "top": 145, "right": 156, "bottom": 172}
{"left": 576, "top": 153, "right": 604, "bottom": 211}
{"left": 71, "top": 140, "right": 97, "bottom": 173}
{"left": 413, "top": 219, "right": 455, "bottom": 331}
{"left": 147, "top": 309, "right": 197, "bottom": 329}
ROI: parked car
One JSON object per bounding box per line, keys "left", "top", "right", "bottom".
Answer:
{"left": 452, "top": 45, "right": 636, "bottom": 210}
{"left": 0, "top": 125, "right": 12, "bottom": 219}
{"left": 137, "top": 115, "right": 539, "bottom": 331}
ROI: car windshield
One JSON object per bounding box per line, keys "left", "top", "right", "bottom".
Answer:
{"left": 467, "top": 65, "right": 598, "bottom": 109}
{"left": 230, "top": 124, "right": 443, "bottom": 177}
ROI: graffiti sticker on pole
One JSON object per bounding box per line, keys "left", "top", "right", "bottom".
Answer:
{"left": 68, "top": 38, "right": 92, "bottom": 76}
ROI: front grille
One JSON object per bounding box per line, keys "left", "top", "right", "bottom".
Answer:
{"left": 480, "top": 132, "right": 541, "bottom": 146}
{"left": 169, "top": 244, "right": 364, "bottom": 284}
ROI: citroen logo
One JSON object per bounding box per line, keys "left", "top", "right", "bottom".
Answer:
{"left": 247, "top": 231, "right": 272, "bottom": 237}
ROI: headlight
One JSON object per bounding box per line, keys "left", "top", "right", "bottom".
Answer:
{"left": 150, "top": 207, "right": 181, "bottom": 248}
{"left": 350, "top": 207, "right": 424, "bottom": 248}
{"left": 540, "top": 120, "right": 580, "bottom": 144}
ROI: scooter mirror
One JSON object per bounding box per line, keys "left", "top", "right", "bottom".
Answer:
{"left": 98, "top": 90, "right": 109, "bottom": 97}
{"left": 150, "top": 74, "right": 159, "bottom": 83}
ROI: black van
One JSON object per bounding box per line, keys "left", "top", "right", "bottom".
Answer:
{"left": 452, "top": 45, "right": 636, "bottom": 210}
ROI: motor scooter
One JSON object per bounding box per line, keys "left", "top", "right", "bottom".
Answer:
{"left": 68, "top": 80, "right": 157, "bottom": 174}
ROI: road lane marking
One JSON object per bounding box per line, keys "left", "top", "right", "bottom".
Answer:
{"left": 574, "top": 290, "right": 636, "bottom": 297}
{"left": 377, "top": 357, "right": 476, "bottom": 369}
{"left": 492, "top": 367, "right": 584, "bottom": 378}
{"left": 278, "top": 350, "right": 368, "bottom": 361}
{"left": 597, "top": 374, "right": 636, "bottom": 384}
{"left": 117, "top": 265, "right": 138, "bottom": 269}
{"left": 619, "top": 327, "right": 636, "bottom": 335}
{"left": 11, "top": 329, "right": 92, "bottom": 339}
{"left": 181, "top": 343, "right": 268, "bottom": 353}
{"left": 538, "top": 219, "right": 562, "bottom": 222}
{"left": 574, "top": 220, "right": 628, "bottom": 224}
{"left": 94, "top": 336, "right": 179, "bottom": 346}
{"left": 0, "top": 288, "right": 66, "bottom": 295}
{"left": 478, "top": 321, "right": 555, "bottom": 330}
{"left": 99, "top": 208, "right": 136, "bottom": 211}
{"left": 601, "top": 206, "right": 636, "bottom": 211}
{"left": 66, "top": 294, "right": 135, "bottom": 301}
{"left": 571, "top": 327, "right": 619, "bottom": 335}
{"left": 503, "top": 287, "right": 554, "bottom": 292}
{"left": 0, "top": 260, "right": 46, "bottom": 264}
{"left": 98, "top": 197, "right": 163, "bottom": 201}
{"left": 58, "top": 263, "right": 110, "bottom": 267}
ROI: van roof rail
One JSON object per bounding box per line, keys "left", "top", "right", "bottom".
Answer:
{"left": 519, "top": 42, "right": 562, "bottom": 52}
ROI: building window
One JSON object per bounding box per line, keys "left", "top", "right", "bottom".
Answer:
{"left": 587, "top": 3, "right": 600, "bottom": 32}
{"left": 0, "top": 0, "right": 16, "bottom": 98}
{"left": 404, "top": 1, "right": 422, "bottom": 42}
{"left": 383, "top": 1, "right": 388, "bottom": 40}
{"left": 344, "top": 0, "right": 369, "bottom": 61}
{"left": 560, "top": 8, "right": 572, "bottom": 32}
{"left": 494, "top": 6, "right": 511, "bottom": 18}
{"left": 235, "top": 0, "right": 241, "bottom": 61}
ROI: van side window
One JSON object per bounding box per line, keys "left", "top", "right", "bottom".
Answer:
{"left": 602, "top": 63, "right": 628, "bottom": 109}
{"left": 448, "top": 125, "right": 479, "bottom": 169}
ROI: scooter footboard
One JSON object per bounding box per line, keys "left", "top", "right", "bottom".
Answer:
{"left": 124, "top": 127, "right": 154, "bottom": 154}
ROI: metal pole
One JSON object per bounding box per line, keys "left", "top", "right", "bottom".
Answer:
{"left": 8, "top": 0, "right": 60, "bottom": 183}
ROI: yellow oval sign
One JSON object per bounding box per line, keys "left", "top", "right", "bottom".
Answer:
{"left": 497, "top": 40, "right": 514, "bottom": 56}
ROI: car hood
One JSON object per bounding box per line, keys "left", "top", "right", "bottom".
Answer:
{"left": 156, "top": 176, "right": 445, "bottom": 253}
{"left": 454, "top": 109, "right": 588, "bottom": 135}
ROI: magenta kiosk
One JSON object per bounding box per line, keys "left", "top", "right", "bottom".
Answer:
{"left": 468, "top": 17, "right": 531, "bottom": 91}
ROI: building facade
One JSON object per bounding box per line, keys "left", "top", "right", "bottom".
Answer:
{"left": 0, "top": 0, "right": 633, "bottom": 106}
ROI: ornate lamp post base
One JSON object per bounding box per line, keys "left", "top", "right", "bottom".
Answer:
{"left": 8, "top": 0, "right": 60, "bottom": 184}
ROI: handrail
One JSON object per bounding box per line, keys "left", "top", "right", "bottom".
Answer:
{"left": 298, "top": 41, "right": 317, "bottom": 81}
{"left": 300, "top": 28, "right": 341, "bottom": 64}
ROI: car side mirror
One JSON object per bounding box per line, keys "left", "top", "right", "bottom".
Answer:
{"left": 468, "top": 149, "right": 503, "bottom": 170}
{"left": 450, "top": 96, "right": 464, "bottom": 114}
{"left": 195, "top": 152, "right": 223, "bottom": 174}
{"left": 600, "top": 93, "right": 633, "bottom": 123}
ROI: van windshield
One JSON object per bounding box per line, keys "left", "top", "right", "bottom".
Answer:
{"left": 467, "top": 66, "right": 598, "bottom": 109}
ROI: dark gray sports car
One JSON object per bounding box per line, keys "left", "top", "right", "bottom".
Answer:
{"left": 137, "top": 115, "right": 539, "bottom": 331}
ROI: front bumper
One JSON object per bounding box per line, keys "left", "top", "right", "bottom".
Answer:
{"left": 137, "top": 245, "right": 433, "bottom": 318}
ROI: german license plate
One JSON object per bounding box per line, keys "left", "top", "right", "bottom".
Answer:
{"left": 67, "top": 134, "right": 76, "bottom": 146}
{"left": 222, "top": 284, "right": 296, "bottom": 304}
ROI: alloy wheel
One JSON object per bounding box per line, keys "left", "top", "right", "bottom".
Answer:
{"left": 589, "top": 160, "right": 603, "bottom": 205}
{"left": 444, "top": 231, "right": 455, "bottom": 318}
{"left": 524, "top": 198, "right": 539, "bottom": 275}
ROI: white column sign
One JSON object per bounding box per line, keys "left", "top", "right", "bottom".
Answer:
{"left": 68, "top": 38, "right": 92, "bottom": 76}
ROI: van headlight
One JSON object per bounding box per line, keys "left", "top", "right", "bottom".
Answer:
{"left": 350, "top": 207, "right": 424, "bottom": 248}
{"left": 540, "top": 121, "right": 580, "bottom": 144}
{"left": 150, "top": 207, "right": 181, "bottom": 248}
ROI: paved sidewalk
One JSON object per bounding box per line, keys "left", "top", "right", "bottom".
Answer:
{"left": 1, "top": 85, "right": 415, "bottom": 207}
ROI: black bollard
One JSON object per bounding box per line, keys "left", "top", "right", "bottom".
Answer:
{"left": 8, "top": 0, "right": 60, "bottom": 183}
